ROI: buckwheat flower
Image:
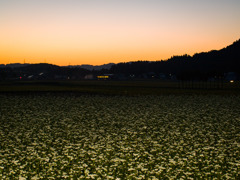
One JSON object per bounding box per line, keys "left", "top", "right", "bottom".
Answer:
{"left": 141, "top": 167, "right": 148, "bottom": 172}
{"left": 128, "top": 167, "right": 135, "bottom": 171}
{"left": 31, "top": 175, "right": 39, "bottom": 180}
{"left": 107, "top": 176, "right": 114, "bottom": 179}
{"left": 85, "top": 169, "right": 90, "bottom": 175}
{"left": 169, "top": 159, "right": 176, "bottom": 165}
{"left": 88, "top": 174, "right": 98, "bottom": 178}
{"left": 19, "top": 176, "right": 26, "bottom": 180}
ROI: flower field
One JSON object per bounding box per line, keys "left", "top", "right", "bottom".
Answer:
{"left": 0, "top": 94, "right": 240, "bottom": 179}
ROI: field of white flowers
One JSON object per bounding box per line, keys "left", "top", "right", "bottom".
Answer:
{"left": 0, "top": 94, "right": 240, "bottom": 179}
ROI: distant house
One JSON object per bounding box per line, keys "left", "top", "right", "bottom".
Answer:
{"left": 84, "top": 74, "right": 94, "bottom": 80}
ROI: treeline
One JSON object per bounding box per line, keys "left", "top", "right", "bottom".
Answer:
{"left": 107, "top": 39, "right": 240, "bottom": 80}
{"left": 0, "top": 63, "right": 91, "bottom": 80}
{"left": 0, "top": 39, "right": 239, "bottom": 81}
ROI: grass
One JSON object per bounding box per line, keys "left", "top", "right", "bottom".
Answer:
{"left": 0, "top": 80, "right": 240, "bottom": 96}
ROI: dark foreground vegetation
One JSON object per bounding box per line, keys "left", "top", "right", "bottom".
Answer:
{"left": 0, "top": 80, "right": 239, "bottom": 96}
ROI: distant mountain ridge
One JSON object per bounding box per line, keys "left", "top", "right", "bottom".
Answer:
{"left": 64, "top": 63, "right": 115, "bottom": 70}
{"left": 0, "top": 63, "right": 30, "bottom": 68}
{"left": 1, "top": 38, "right": 239, "bottom": 81}
{"left": 109, "top": 39, "right": 240, "bottom": 76}
{"left": 0, "top": 63, "right": 115, "bottom": 70}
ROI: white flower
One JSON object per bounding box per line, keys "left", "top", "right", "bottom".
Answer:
{"left": 19, "top": 176, "right": 26, "bottom": 180}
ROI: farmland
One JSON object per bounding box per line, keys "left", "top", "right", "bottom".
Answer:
{"left": 0, "top": 94, "right": 240, "bottom": 179}
{"left": 0, "top": 80, "right": 240, "bottom": 96}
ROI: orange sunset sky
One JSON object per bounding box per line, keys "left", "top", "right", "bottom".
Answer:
{"left": 1, "top": 0, "right": 240, "bottom": 66}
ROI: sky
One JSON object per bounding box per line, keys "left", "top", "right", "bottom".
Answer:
{"left": 0, "top": 0, "right": 240, "bottom": 66}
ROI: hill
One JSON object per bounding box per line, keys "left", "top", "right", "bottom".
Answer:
{"left": 109, "top": 39, "right": 240, "bottom": 80}
{"left": 0, "top": 39, "right": 239, "bottom": 81}
{"left": 66, "top": 63, "right": 115, "bottom": 70}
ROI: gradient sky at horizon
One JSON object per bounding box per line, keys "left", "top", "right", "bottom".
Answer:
{"left": 1, "top": 0, "right": 240, "bottom": 66}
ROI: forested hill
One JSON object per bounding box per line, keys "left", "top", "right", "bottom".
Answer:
{"left": 109, "top": 39, "right": 240, "bottom": 76}
{"left": 0, "top": 39, "right": 239, "bottom": 81}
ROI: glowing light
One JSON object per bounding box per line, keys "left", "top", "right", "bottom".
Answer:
{"left": 97, "top": 76, "right": 109, "bottom": 79}
{"left": 230, "top": 80, "right": 234, "bottom": 83}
